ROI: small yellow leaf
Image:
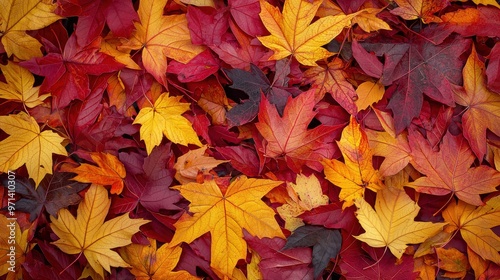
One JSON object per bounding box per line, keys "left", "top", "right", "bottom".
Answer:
{"left": 352, "top": 8, "right": 392, "bottom": 33}
{"left": 50, "top": 184, "right": 150, "bottom": 279}
{"left": 0, "top": 112, "right": 67, "bottom": 186}
{"left": 174, "top": 145, "right": 228, "bottom": 184}
{"left": 134, "top": 92, "right": 202, "bottom": 154}
{"left": 0, "top": 215, "right": 32, "bottom": 280}
{"left": 355, "top": 81, "right": 385, "bottom": 111}
{"left": 0, "top": 61, "right": 49, "bottom": 108}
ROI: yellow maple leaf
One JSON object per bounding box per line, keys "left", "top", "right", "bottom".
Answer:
{"left": 0, "top": 215, "right": 33, "bottom": 280}
{"left": 352, "top": 8, "right": 392, "bottom": 33}
{"left": 134, "top": 92, "right": 202, "bottom": 155}
{"left": 119, "top": 0, "right": 204, "bottom": 86}
{"left": 442, "top": 196, "right": 500, "bottom": 264}
{"left": 0, "top": 0, "right": 61, "bottom": 60}
{"left": 365, "top": 129, "right": 411, "bottom": 177}
{"left": 0, "top": 61, "right": 50, "bottom": 108}
{"left": 390, "top": 0, "right": 445, "bottom": 23}
{"left": 50, "top": 184, "right": 150, "bottom": 279}
{"left": 355, "top": 187, "right": 446, "bottom": 259}
{"left": 355, "top": 81, "right": 385, "bottom": 111}
{"left": 119, "top": 238, "right": 199, "bottom": 280}
{"left": 174, "top": 145, "right": 228, "bottom": 184}
{"left": 0, "top": 112, "right": 67, "bottom": 187}
{"left": 277, "top": 174, "right": 329, "bottom": 230}
{"left": 169, "top": 176, "right": 284, "bottom": 276}
{"left": 258, "top": 0, "right": 355, "bottom": 66}
{"left": 61, "top": 152, "right": 126, "bottom": 195}
{"left": 322, "top": 117, "right": 384, "bottom": 209}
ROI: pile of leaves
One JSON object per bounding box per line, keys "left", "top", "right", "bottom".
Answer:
{"left": 1, "top": 0, "right": 500, "bottom": 279}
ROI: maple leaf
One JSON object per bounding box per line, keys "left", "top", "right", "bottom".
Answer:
{"left": 256, "top": 89, "right": 342, "bottom": 173}
{"left": 20, "top": 35, "right": 124, "bottom": 109}
{"left": 50, "top": 184, "right": 150, "bottom": 279}
{"left": 0, "top": 0, "right": 61, "bottom": 60}
{"left": 407, "top": 130, "right": 500, "bottom": 206}
{"left": 366, "top": 129, "right": 411, "bottom": 177}
{"left": 0, "top": 214, "right": 32, "bottom": 279}
{"left": 354, "top": 187, "right": 446, "bottom": 259}
{"left": 119, "top": 238, "right": 199, "bottom": 279}
{"left": 454, "top": 46, "right": 500, "bottom": 160}
{"left": 435, "top": 247, "right": 469, "bottom": 279}
{"left": 0, "top": 112, "right": 67, "bottom": 187}
{"left": 119, "top": 0, "right": 204, "bottom": 87}
{"left": 322, "top": 117, "right": 384, "bottom": 209}
{"left": 303, "top": 58, "right": 358, "bottom": 115}
{"left": 355, "top": 81, "right": 385, "bottom": 111}
{"left": 173, "top": 145, "right": 228, "bottom": 184}
{"left": 10, "top": 173, "right": 87, "bottom": 222}
{"left": 277, "top": 174, "right": 329, "bottom": 230}
{"left": 390, "top": 0, "right": 448, "bottom": 23}
{"left": 352, "top": 8, "right": 391, "bottom": 33}
{"left": 133, "top": 92, "right": 202, "bottom": 155}
{"left": 61, "top": 152, "right": 126, "bottom": 195}
{"left": 283, "top": 225, "right": 342, "bottom": 278}
{"left": 442, "top": 196, "right": 500, "bottom": 264}
{"left": 0, "top": 61, "right": 49, "bottom": 108}
{"left": 257, "top": 0, "right": 354, "bottom": 66}
{"left": 169, "top": 176, "right": 284, "bottom": 276}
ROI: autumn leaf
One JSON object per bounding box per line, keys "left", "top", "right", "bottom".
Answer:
{"left": 119, "top": 0, "right": 204, "bottom": 87}
{"left": 0, "top": 0, "right": 60, "bottom": 60}
{"left": 50, "top": 184, "right": 150, "bottom": 279}
{"left": 442, "top": 196, "right": 500, "bottom": 264}
{"left": 256, "top": 89, "right": 342, "bottom": 172}
{"left": 119, "top": 238, "right": 199, "bottom": 279}
{"left": 354, "top": 187, "right": 446, "bottom": 259}
{"left": 303, "top": 58, "right": 358, "bottom": 114}
{"left": 61, "top": 152, "right": 126, "bottom": 195}
{"left": 407, "top": 130, "right": 500, "bottom": 206}
{"left": 366, "top": 129, "right": 411, "bottom": 177}
{"left": 435, "top": 247, "right": 469, "bottom": 279}
{"left": 0, "top": 214, "right": 33, "bottom": 280}
{"left": 277, "top": 174, "right": 329, "bottom": 231}
{"left": 169, "top": 176, "right": 284, "bottom": 276}
{"left": 454, "top": 46, "right": 500, "bottom": 160}
{"left": 173, "top": 145, "right": 228, "bottom": 184}
{"left": 390, "top": 0, "right": 447, "bottom": 23}
{"left": 355, "top": 81, "right": 385, "bottom": 111}
{"left": 0, "top": 112, "right": 67, "bottom": 187}
{"left": 258, "top": 0, "right": 354, "bottom": 66}
{"left": 0, "top": 61, "right": 49, "bottom": 108}
{"left": 352, "top": 8, "right": 391, "bottom": 33}
{"left": 322, "top": 117, "right": 384, "bottom": 209}
{"left": 134, "top": 92, "right": 202, "bottom": 154}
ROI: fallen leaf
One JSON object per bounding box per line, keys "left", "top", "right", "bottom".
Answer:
{"left": 118, "top": 0, "right": 204, "bottom": 86}
{"left": 442, "top": 196, "right": 500, "bottom": 264}
{"left": 355, "top": 81, "right": 385, "bottom": 111}
{"left": 355, "top": 187, "right": 446, "bottom": 259}
{"left": 436, "top": 247, "right": 469, "bottom": 278}
{"left": 352, "top": 8, "right": 391, "bottom": 33}
{"left": 0, "top": 0, "right": 60, "bottom": 60}
{"left": 277, "top": 174, "right": 329, "bottom": 230}
{"left": 407, "top": 130, "right": 500, "bottom": 206}
{"left": 390, "top": 0, "right": 447, "bottom": 23}
{"left": 0, "top": 61, "right": 49, "bottom": 108}
{"left": 0, "top": 214, "right": 32, "bottom": 279}
{"left": 258, "top": 0, "right": 354, "bottom": 66}
{"left": 133, "top": 92, "right": 202, "bottom": 154}
{"left": 322, "top": 117, "right": 384, "bottom": 209}
{"left": 50, "top": 184, "right": 150, "bottom": 279}
{"left": 0, "top": 112, "right": 67, "bottom": 187}
{"left": 283, "top": 225, "right": 342, "bottom": 278}
{"left": 169, "top": 176, "right": 284, "bottom": 276}
{"left": 366, "top": 129, "right": 411, "bottom": 177}
{"left": 174, "top": 145, "right": 228, "bottom": 184}
{"left": 454, "top": 46, "right": 500, "bottom": 160}
{"left": 119, "top": 238, "right": 199, "bottom": 279}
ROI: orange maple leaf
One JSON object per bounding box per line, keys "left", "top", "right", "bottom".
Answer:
{"left": 391, "top": 0, "right": 447, "bottom": 23}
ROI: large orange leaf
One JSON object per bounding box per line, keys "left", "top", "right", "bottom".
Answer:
{"left": 355, "top": 187, "right": 446, "bottom": 259}
{"left": 442, "top": 196, "right": 500, "bottom": 264}
{"left": 119, "top": 238, "right": 199, "bottom": 280}
{"left": 407, "top": 130, "right": 500, "bottom": 206}
{"left": 169, "top": 176, "right": 284, "bottom": 276}
{"left": 61, "top": 152, "right": 126, "bottom": 195}
{"left": 0, "top": 0, "right": 60, "bottom": 60}
{"left": 255, "top": 89, "right": 342, "bottom": 173}
{"left": 133, "top": 92, "right": 202, "bottom": 154}
{"left": 322, "top": 117, "right": 384, "bottom": 209}
{"left": 454, "top": 46, "right": 500, "bottom": 160}
{"left": 119, "top": 0, "right": 204, "bottom": 86}
{"left": 257, "top": 0, "right": 354, "bottom": 66}
{"left": 50, "top": 184, "right": 150, "bottom": 279}
{"left": 0, "top": 112, "right": 67, "bottom": 187}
